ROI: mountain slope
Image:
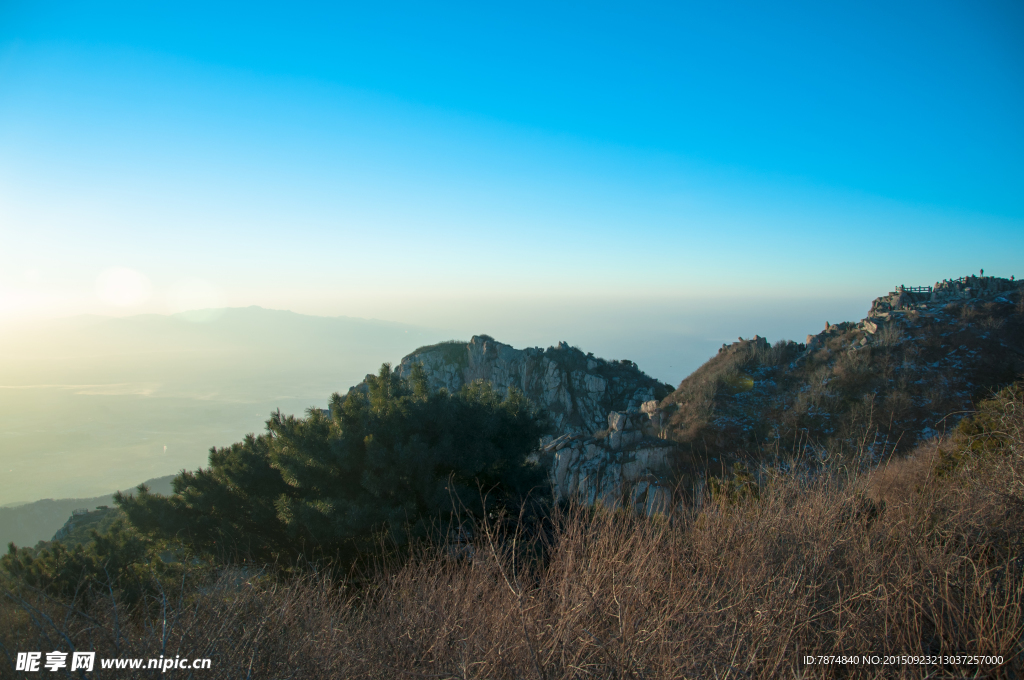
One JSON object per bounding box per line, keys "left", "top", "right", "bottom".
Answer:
{"left": 658, "top": 275, "right": 1024, "bottom": 473}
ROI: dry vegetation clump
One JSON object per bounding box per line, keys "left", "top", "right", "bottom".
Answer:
{"left": 1, "top": 569, "right": 356, "bottom": 679}
{"left": 873, "top": 323, "right": 905, "bottom": 348}
{"left": 3, "top": 395, "right": 1023, "bottom": 679}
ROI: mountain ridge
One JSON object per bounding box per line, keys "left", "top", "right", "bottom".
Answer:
{"left": 379, "top": 274, "right": 1024, "bottom": 508}
{"left": 657, "top": 273, "right": 1024, "bottom": 479}
{"left": 0, "top": 476, "right": 175, "bottom": 550}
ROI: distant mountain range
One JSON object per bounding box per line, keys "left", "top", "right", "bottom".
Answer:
{"left": 0, "top": 475, "right": 175, "bottom": 550}
{"left": 0, "top": 306, "right": 440, "bottom": 398}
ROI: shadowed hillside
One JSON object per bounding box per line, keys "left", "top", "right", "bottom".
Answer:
{"left": 658, "top": 275, "right": 1024, "bottom": 479}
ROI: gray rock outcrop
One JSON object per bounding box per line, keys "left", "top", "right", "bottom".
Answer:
{"left": 533, "top": 408, "right": 676, "bottom": 514}
{"left": 355, "top": 335, "right": 673, "bottom": 437}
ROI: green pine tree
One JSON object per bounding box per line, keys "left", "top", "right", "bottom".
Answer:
{"left": 116, "top": 363, "right": 548, "bottom": 569}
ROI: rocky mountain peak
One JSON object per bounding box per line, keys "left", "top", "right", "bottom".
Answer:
{"left": 869, "top": 275, "right": 1020, "bottom": 317}
{"left": 386, "top": 335, "right": 673, "bottom": 437}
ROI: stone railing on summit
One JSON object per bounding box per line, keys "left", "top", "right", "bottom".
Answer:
{"left": 870, "top": 275, "right": 1021, "bottom": 317}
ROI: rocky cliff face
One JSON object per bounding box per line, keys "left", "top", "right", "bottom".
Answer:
{"left": 381, "top": 335, "right": 673, "bottom": 437}
{"left": 535, "top": 409, "right": 676, "bottom": 513}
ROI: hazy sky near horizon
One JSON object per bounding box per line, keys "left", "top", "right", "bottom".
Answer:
{"left": 1, "top": 1, "right": 1022, "bottom": 326}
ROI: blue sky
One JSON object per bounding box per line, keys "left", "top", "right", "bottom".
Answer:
{"left": 1, "top": 1, "right": 1022, "bottom": 339}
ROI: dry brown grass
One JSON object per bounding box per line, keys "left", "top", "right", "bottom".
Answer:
{"left": 865, "top": 439, "right": 941, "bottom": 506}
{"left": 874, "top": 324, "right": 905, "bottom": 348}
{"left": 3, "top": 413, "right": 1023, "bottom": 679}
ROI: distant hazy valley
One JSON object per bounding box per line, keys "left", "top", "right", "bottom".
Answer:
{"left": 0, "top": 307, "right": 439, "bottom": 506}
